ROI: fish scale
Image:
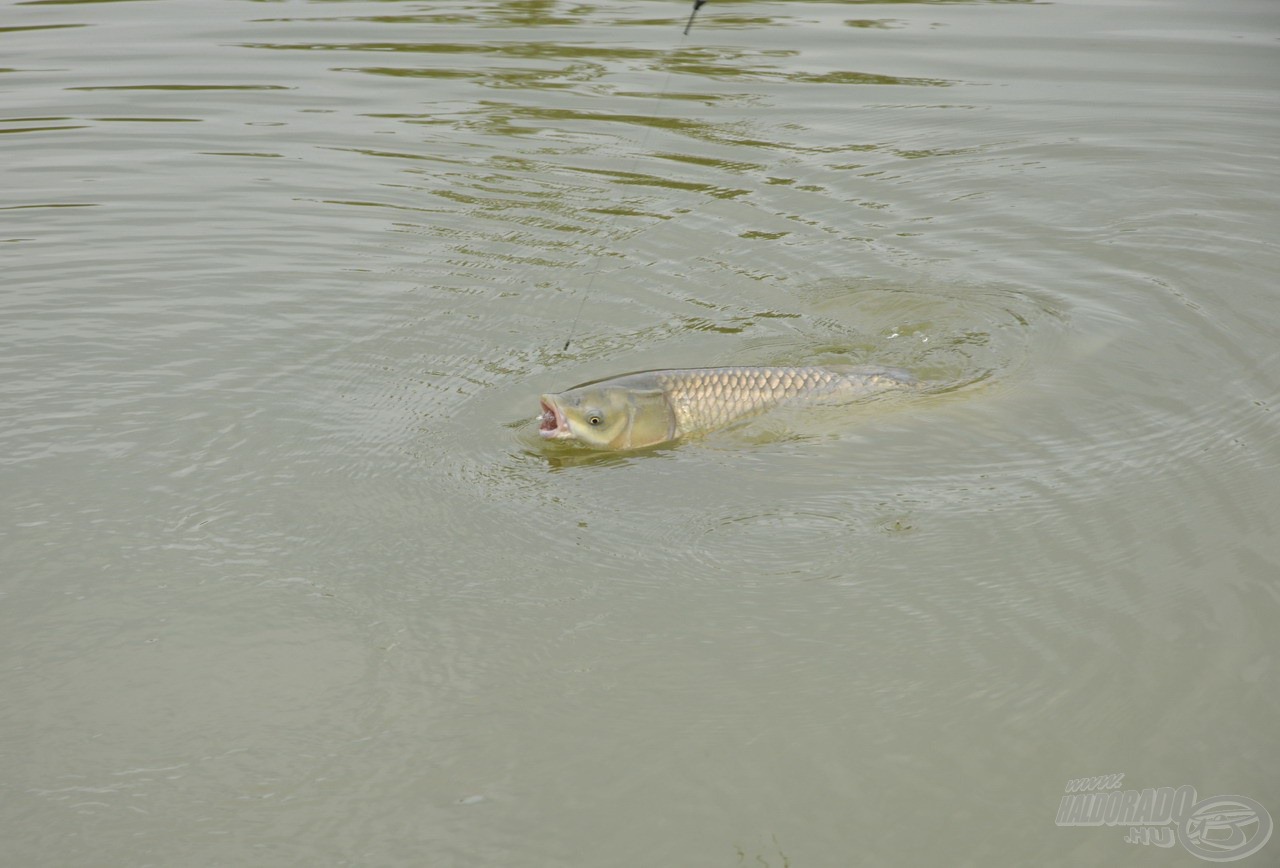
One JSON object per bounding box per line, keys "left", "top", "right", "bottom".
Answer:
{"left": 655, "top": 366, "right": 870, "bottom": 435}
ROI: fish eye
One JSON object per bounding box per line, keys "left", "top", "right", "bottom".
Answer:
{"left": 588, "top": 414, "right": 603, "bottom": 426}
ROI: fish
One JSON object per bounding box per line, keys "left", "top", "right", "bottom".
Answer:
{"left": 538, "top": 365, "right": 916, "bottom": 450}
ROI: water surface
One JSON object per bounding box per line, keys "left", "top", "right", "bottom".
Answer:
{"left": 3, "top": 0, "right": 1279, "bottom": 865}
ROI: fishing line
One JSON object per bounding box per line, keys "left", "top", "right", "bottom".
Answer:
{"left": 561, "top": 0, "right": 708, "bottom": 353}
{"left": 685, "top": 0, "right": 708, "bottom": 36}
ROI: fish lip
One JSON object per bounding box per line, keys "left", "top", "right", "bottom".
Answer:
{"left": 539, "top": 395, "right": 570, "bottom": 439}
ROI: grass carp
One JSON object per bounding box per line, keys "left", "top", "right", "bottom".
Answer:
{"left": 538, "top": 365, "right": 915, "bottom": 450}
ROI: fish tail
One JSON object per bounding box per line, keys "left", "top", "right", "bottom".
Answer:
{"left": 824, "top": 364, "right": 918, "bottom": 387}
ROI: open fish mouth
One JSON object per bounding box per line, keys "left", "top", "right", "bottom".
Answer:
{"left": 539, "top": 397, "right": 569, "bottom": 439}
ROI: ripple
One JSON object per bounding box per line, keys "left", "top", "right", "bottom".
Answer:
{"left": 685, "top": 509, "right": 870, "bottom": 578}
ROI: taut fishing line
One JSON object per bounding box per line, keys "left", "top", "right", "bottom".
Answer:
{"left": 561, "top": 0, "right": 709, "bottom": 353}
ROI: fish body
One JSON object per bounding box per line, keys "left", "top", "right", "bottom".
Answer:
{"left": 539, "top": 365, "right": 915, "bottom": 450}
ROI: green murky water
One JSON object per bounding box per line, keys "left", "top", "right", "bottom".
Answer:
{"left": 3, "top": 0, "right": 1278, "bottom": 865}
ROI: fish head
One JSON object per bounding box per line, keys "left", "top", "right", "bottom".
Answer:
{"left": 539, "top": 383, "right": 675, "bottom": 450}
